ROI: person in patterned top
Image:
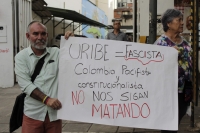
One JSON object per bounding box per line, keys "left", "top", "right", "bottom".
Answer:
{"left": 154, "top": 9, "right": 192, "bottom": 133}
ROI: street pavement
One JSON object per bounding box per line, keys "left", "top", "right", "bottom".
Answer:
{"left": 1, "top": 84, "right": 200, "bottom": 133}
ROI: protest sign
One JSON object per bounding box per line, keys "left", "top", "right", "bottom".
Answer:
{"left": 58, "top": 37, "right": 178, "bottom": 130}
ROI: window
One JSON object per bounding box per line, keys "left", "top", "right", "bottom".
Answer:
{"left": 117, "top": 0, "right": 127, "bottom": 8}
{"left": 126, "top": 0, "right": 132, "bottom": 3}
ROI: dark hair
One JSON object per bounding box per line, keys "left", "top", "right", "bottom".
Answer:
{"left": 161, "top": 9, "right": 183, "bottom": 32}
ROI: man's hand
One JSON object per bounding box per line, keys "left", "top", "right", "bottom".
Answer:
{"left": 46, "top": 98, "right": 62, "bottom": 110}
{"left": 65, "top": 31, "right": 74, "bottom": 40}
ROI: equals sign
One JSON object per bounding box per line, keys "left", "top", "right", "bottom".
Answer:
{"left": 115, "top": 52, "right": 124, "bottom": 57}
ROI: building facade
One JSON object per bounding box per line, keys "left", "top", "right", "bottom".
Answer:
{"left": 0, "top": 0, "right": 115, "bottom": 88}
{"left": 0, "top": 0, "right": 15, "bottom": 88}
{"left": 112, "top": 0, "right": 134, "bottom": 41}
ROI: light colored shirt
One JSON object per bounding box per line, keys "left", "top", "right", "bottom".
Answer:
{"left": 15, "top": 46, "right": 59, "bottom": 122}
{"left": 107, "top": 30, "right": 128, "bottom": 41}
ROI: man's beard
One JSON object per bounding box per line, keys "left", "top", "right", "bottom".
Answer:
{"left": 30, "top": 39, "right": 48, "bottom": 50}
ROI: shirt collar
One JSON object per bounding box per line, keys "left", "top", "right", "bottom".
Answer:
{"left": 28, "top": 46, "right": 50, "bottom": 56}
{"left": 112, "top": 30, "right": 122, "bottom": 33}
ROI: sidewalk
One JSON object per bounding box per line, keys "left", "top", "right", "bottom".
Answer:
{"left": 0, "top": 84, "right": 200, "bottom": 133}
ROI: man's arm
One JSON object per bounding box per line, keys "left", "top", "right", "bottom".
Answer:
{"left": 15, "top": 54, "right": 61, "bottom": 110}
{"left": 30, "top": 88, "right": 45, "bottom": 101}
{"left": 31, "top": 89, "right": 61, "bottom": 110}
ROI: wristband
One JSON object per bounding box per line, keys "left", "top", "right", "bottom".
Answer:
{"left": 45, "top": 97, "right": 50, "bottom": 104}
{"left": 42, "top": 96, "right": 48, "bottom": 103}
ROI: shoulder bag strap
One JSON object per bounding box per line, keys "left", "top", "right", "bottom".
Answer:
{"left": 31, "top": 54, "right": 47, "bottom": 82}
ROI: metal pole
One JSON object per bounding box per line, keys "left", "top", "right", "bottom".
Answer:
{"left": 190, "top": 0, "right": 197, "bottom": 128}
{"left": 190, "top": 0, "right": 194, "bottom": 128}
{"left": 64, "top": 21, "right": 73, "bottom": 29}
{"left": 43, "top": 17, "right": 52, "bottom": 25}
{"left": 73, "top": 23, "right": 82, "bottom": 31}
{"left": 12, "top": 0, "right": 16, "bottom": 54}
{"left": 16, "top": 0, "right": 19, "bottom": 53}
{"left": 63, "top": 19, "right": 65, "bottom": 34}
{"left": 195, "top": 0, "right": 199, "bottom": 107}
{"left": 132, "top": 0, "right": 135, "bottom": 42}
{"left": 134, "top": 0, "right": 137, "bottom": 42}
{"left": 79, "top": 25, "right": 88, "bottom": 32}
{"left": 195, "top": 0, "right": 200, "bottom": 129}
{"left": 148, "top": 0, "right": 157, "bottom": 44}
{"left": 54, "top": 18, "right": 65, "bottom": 28}
{"left": 189, "top": 0, "right": 198, "bottom": 131}
{"left": 73, "top": 22, "right": 74, "bottom": 33}
{"left": 53, "top": 16, "right": 55, "bottom": 38}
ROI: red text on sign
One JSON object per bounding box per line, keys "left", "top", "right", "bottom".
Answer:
{"left": 92, "top": 103, "right": 150, "bottom": 119}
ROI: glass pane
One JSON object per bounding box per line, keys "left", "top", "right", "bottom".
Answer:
{"left": 117, "top": 3, "right": 121, "bottom": 7}
{"left": 122, "top": 2, "right": 127, "bottom": 7}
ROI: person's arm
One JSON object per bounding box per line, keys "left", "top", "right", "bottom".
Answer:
{"left": 65, "top": 31, "right": 74, "bottom": 39}
{"left": 31, "top": 89, "right": 61, "bottom": 110}
{"left": 15, "top": 54, "right": 61, "bottom": 110}
{"left": 15, "top": 54, "right": 37, "bottom": 95}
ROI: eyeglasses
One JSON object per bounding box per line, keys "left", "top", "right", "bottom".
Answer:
{"left": 114, "top": 23, "right": 120, "bottom": 25}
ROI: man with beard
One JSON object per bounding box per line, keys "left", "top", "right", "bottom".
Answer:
{"left": 14, "top": 21, "right": 73, "bottom": 133}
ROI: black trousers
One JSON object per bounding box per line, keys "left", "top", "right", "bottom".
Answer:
{"left": 161, "top": 93, "right": 189, "bottom": 133}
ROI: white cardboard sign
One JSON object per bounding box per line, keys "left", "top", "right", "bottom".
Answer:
{"left": 58, "top": 37, "right": 178, "bottom": 130}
